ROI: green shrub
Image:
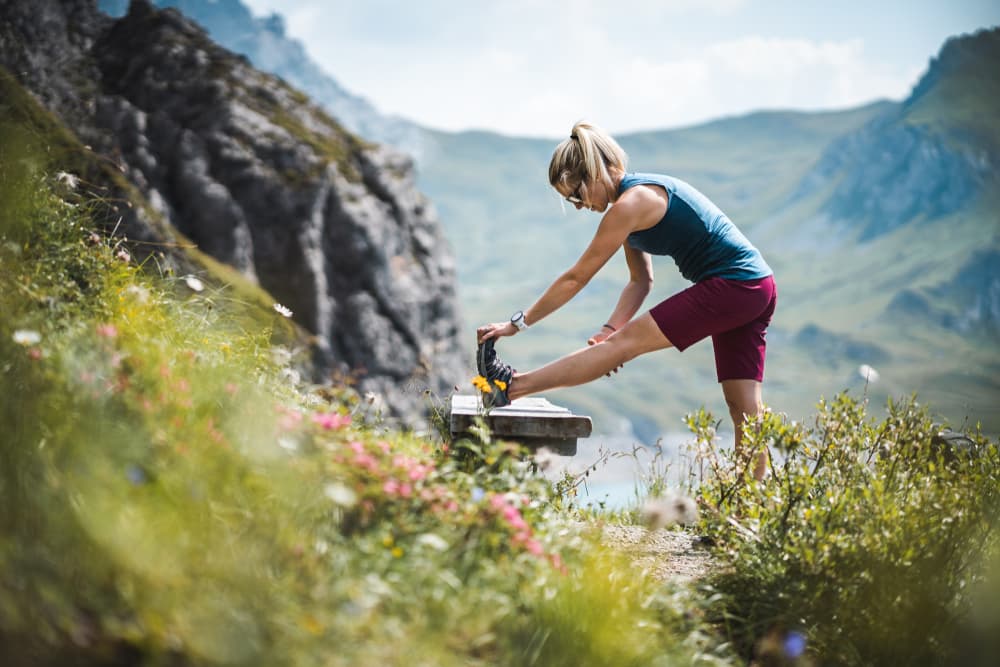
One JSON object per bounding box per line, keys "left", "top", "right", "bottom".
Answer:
{"left": 0, "top": 127, "right": 715, "bottom": 665}
{"left": 692, "top": 394, "right": 1000, "bottom": 665}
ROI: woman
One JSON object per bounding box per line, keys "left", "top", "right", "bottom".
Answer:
{"left": 476, "top": 121, "right": 776, "bottom": 479}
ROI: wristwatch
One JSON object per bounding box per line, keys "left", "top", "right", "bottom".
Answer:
{"left": 510, "top": 310, "right": 528, "bottom": 330}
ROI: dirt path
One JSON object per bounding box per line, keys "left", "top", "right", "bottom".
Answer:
{"left": 602, "top": 524, "right": 713, "bottom": 581}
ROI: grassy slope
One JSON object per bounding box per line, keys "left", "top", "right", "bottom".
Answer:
{"left": 0, "top": 115, "right": 718, "bottom": 667}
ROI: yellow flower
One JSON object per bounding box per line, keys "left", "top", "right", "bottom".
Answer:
{"left": 471, "top": 375, "right": 492, "bottom": 393}
{"left": 391, "top": 547, "right": 404, "bottom": 558}
{"left": 493, "top": 379, "right": 507, "bottom": 391}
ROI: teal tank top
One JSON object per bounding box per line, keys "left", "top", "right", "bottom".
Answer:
{"left": 621, "top": 172, "right": 772, "bottom": 283}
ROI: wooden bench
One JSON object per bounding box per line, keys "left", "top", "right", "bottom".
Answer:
{"left": 449, "top": 394, "right": 592, "bottom": 456}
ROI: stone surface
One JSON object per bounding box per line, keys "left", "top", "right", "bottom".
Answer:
{"left": 0, "top": 0, "right": 465, "bottom": 427}
{"left": 450, "top": 395, "right": 592, "bottom": 455}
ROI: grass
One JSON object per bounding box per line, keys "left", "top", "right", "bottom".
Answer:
{"left": 3, "top": 91, "right": 998, "bottom": 666}
{"left": 1, "top": 123, "right": 726, "bottom": 665}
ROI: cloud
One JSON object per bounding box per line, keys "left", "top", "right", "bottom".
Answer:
{"left": 242, "top": 1, "right": 923, "bottom": 137}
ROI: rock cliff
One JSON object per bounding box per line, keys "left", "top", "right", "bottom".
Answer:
{"left": 0, "top": 0, "right": 465, "bottom": 425}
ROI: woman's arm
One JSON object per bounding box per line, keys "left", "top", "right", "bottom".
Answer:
{"left": 478, "top": 186, "right": 664, "bottom": 342}
{"left": 590, "top": 245, "right": 653, "bottom": 343}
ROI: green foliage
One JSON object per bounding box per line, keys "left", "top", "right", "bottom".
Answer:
{"left": 0, "top": 128, "right": 714, "bottom": 665}
{"left": 692, "top": 395, "right": 1000, "bottom": 665}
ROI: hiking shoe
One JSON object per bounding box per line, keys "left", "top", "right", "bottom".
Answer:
{"left": 478, "top": 338, "right": 514, "bottom": 408}
{"left": 476, "top": 337, "right": 493, "bottom": 377}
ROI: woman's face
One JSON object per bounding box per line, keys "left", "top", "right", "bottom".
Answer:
{"left": 561, "top": 177, "right": 610, "bottom": 213}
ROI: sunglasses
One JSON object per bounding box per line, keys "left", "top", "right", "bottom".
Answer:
{"left": 565, "top": 186, "right": 584, "bottom": 205}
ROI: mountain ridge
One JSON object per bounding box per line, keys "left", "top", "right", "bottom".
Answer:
{"left": 94, "top": 0, "right": 1000, "bottom": 433}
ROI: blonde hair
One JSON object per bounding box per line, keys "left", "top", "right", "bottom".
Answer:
{"left": 548, "top": 121, "right": 628, "bottom": 198}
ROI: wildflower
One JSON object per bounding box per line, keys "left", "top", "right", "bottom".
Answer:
{"left": 416, "top": 533, "right": 449, "bottom": 551}
{"left": 183, "top": 275, "right": 205, "bottom": 292}
{"left": 278, "top": 407, "right": 303, "bottom": 431}
{"left": 125, "top": 464, "right": 147, "bottom": 485}
{"left": 273, "top": 302, "right": 293, "bottom": 318}
{"left": 783, "top": 631, "right": 807, "bottom": 659}
{"left": 354, "top": 452, "right": 378, "bottom": 470}
{"left": 125, "top": 284, "right": 150, "bottom": 303}
{"left": 471, "top": 375, "right": 491, "bottom": 393}
{"left": 471, "top": 487, "right": 485, "bottom": 502}
{"left": 640, "top": 493, "right": 699, "bottom": 530}
{"left": 858, "top": 363, "right": 880, "bottom": 383}
{"left": 493, "top": 379, "right": 507, "bottom": 391}
{"left": 12, "top": 329, "right": 41, "bottom": 346}
{"left": 55, "top": 171, "right": 80, "bottom": 189}
{"left": 391, "top": 547, "right": 404, "bottom": 558}
{"left": 28, "top": 348, "right": 43, "bottom": 361}
{"left": 115, "top": 248, "right": 131, "bottom": 263}
{"left": 313, "top": 412, "right": 351, "bottom": 430}
{"left": 324, "top": 482, "right": 358, "bottom": 508}
{"left": 96, "top": 323, "right": 118, "bottom": 339}
{"left": 533, "top": 446, "right": 557, "bottom": 472}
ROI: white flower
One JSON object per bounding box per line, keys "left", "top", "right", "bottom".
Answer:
{"left": 55, "top": 171, "right": 79, "bottom": 189}
{"left": 324, "top": 482, "right": 358, "bottom": 508}
{"left": 273, "top": 303, "right": 293, "bottom": 318}
{"left": 278, "top": 436, "right": 299, "bottom": 452}
{"left": 533, "top": 446, "right": 558, "bottom": 472}
{"left": 416, "top": 533, "right": 449, "bottom": 551}
{"left": 125, "top": 284, "right": 151, "bottom": 303}
{"left": 858, "top": 364, "right": 880, "bottom": 383}
{"left": 641, "top": 493, "right": 699, "bottom": 530}
{"left": 12, "top": 329, "right": 42, "bottom": 346}
{"left": 183, "top": 275, "right": 205, "bottom": 292}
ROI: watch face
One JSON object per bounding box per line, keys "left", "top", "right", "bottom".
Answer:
{"left": 511, "top": 310, "right": 523, "bottom": 322}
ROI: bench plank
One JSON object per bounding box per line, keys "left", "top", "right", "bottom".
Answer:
{"left": 450, "top": 395, "right": 592, "bottom": 454}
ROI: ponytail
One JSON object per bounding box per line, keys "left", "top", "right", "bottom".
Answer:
{"left": 548, "top": 121, "right": 628, "bottom": 195}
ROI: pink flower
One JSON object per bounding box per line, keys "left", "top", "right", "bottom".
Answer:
{"left": 524, "top": 539, "right": 544, "bottom": 557}
{"left": 313, "top": 412, "right": 351, "bottom": 430}
{"left": 96, "top": 323, "right": 118, "bottom": 339}
{"left": 278, "top": 408, "right": 303, "bottom": 431}
{"left": 349, "top": 441, "right": 365, "bottom": 454}
{"left": 354, "top": 453, "right": 378, "bottom": 470}
{"left": 384, "top": 479, "right": 400, "bottom": 495}
{"left": 503, "top": 506, "right": 528, "bottom": 531}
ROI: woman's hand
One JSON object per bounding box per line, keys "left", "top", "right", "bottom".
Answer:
{"left": 588, "top": 327, "right": 623, "bottom": 375}
{"left": 477, "top": 321, "right": 517, "bottom": 344}
{"left": 587, "top": 329, "right": 612, "bottom": 346}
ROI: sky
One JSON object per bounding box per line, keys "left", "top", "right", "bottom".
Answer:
{"left": 240, "top": 0, "right": 1000, "bottom": 138}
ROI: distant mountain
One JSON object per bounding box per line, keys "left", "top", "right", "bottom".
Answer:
{"left": 94, "top": 0, "right": 1000, "bottom": 435}
{"left": 418, "top": 29, "right": 1000, "bottom": 436}
{"left": 96, "top": 0, "right": 425, "bottom": 156}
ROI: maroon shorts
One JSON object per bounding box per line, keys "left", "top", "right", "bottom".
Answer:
{"left": 650, "top": 275, "right": 776, "bottom": 382}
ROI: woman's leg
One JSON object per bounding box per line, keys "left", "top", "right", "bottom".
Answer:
{"left": 507, "top": 313, "right": 672, "bottom": 401}
{"left": 721, "top": 379, "right": 767, "bottom": 480}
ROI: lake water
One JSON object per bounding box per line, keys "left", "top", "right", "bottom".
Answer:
{"left": 540, "top": 429, "right": 734, "bottom": 510}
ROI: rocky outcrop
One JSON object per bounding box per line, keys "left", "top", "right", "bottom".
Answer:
{"left": 96, "top": 0, "right": 427, "bottom": 158}
{"left": 0, "top": 0, "right": 465, "bottom": 425}
{"left": 789, "top": 28, "right": 1000, "bottom": 241}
